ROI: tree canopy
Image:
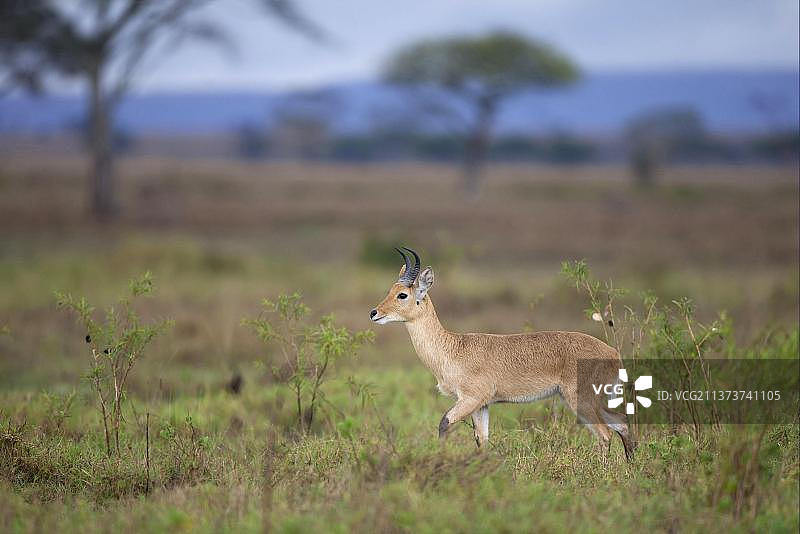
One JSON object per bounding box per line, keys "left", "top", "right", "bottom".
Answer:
{"left": 383, "top": 31, "right": 579, "bottom": 194}
{"left": 0, "top": 0, "right": 326, "bottom": 99}
{"left": 0, "top": 0, "right": 325, "bottom": 217}
{"left": 384, "top": 31, "right": 579, "bottom": 99}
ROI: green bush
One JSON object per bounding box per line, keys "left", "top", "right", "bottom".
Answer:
{"left": 244, "top": 292, "right": 374, "bottom": 433}
{"left": 56, "top": 272, "right": 172, "bottom": 457}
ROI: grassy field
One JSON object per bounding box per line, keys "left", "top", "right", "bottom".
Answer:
{"left": 0, "top": 158, "right": 798, "bottom": 532}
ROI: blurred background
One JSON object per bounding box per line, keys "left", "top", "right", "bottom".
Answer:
{"left": 0, "top": 0, "right": 798, "bottom": 389}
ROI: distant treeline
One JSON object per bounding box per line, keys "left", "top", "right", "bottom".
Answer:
{"left": 26, "top": 112, "right": 796, "bottom": 166}
{"left": 236, "top": 127, "right": 800, "bottom": 164}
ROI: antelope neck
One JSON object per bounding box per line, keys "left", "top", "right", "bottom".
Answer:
{"left": 404, "top": 297, "right": 457, "bottom": 378}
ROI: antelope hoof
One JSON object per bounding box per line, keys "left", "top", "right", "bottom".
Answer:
{"left": 438, "top": 415, "right": 450, "bottom": 438}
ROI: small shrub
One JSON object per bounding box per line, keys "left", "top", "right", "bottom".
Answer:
{"left": 560, "top": 259, "right": 729, "bottom": 433}
{"left": 560, "top": 259, "right": 728, "bottom": 362}
{"left": 56, "top": 272, "right": 172, "bottom": 457}
{"left": 244, "top": 293, "right": 374, "bottom": 433}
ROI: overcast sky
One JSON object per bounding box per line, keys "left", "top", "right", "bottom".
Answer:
{"left": 131, "top": 0, "right": 799, "bottom": 92}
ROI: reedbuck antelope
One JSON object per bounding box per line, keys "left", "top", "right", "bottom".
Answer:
{"left": 370, "top": 247, "right": 636, "bottom": 461}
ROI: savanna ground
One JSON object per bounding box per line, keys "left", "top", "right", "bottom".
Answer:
{"left": 0, "top": 157, "right": 798, "bottom": 532}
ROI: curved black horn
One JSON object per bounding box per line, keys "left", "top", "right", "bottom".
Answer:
{"left": 399, "top": 246, "right": 420, "bottom": 285}
{"left": 395, "top": 247, "right": 413, "bottom": 287}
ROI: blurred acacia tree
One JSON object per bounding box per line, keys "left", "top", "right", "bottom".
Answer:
{"left": 384, "top": 31, "right": 579, "bottom": 194}
{"left": 0, "top": 0, "right": 326, "bottom": 219}
{"left": 626, "top": 107, "right": 707, "bottom": 187}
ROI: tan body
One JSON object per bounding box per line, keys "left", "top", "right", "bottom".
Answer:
{"left": 371, "top": 258, "right": 636, "bottom": 460}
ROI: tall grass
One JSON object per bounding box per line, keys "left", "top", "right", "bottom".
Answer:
{"left": 0, "top": 263, "right": 796, "bottom": 532}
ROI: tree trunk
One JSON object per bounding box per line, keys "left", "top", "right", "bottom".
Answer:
{"left": 88, "top": 65, "right": 115, "bottom": 219}
{"left": 630, "top": 143, "right": 662, "bottom": 189}
{"left": 462, "top": 95, "right": 496, "bottom": 196}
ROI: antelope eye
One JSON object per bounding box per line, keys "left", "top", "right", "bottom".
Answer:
{"left": 397, "top": 292, "right": 408, "bottom": 300}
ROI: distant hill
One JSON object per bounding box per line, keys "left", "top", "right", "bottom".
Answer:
{"left": 1, "top": 70, "right": 797, "bottom": 136}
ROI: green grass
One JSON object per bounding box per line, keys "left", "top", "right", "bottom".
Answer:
{"left": 0, "top": 250, "right": 797, "bottom": 532}
{"left": 0, "top": 161, "right": 798, "bottom": 532}
{"left": 1, "top": 361, "right": 798, "bottom": 533}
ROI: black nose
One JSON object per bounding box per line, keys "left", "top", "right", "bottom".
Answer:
{"left": 370, "top": 309, "right": 377, "bottom": 319}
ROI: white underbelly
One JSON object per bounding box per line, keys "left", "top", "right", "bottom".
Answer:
{"left": 496, "top": 385, "right": 560, "bottom": 404}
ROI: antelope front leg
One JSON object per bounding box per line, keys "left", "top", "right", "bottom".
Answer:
{"left": 438, "top": 396, "right": 485, "bottom": 440}
{"left": 470, "top": 405, "right": 490, "bottom": 448}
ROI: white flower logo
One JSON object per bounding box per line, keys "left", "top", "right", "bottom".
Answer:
{"left": 608, "top": 368, "right": 652, "bottom": 414}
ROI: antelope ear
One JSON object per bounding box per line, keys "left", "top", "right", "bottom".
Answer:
{"left": 414, "top": 266, "right": 434, "bottom": 301}
{"left": 398, "top": 263, "right": 407, "bottom": 280}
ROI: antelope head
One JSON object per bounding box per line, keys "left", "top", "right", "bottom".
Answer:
{"left": 370, "top": 247, "right": 434, "bottom": 324}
